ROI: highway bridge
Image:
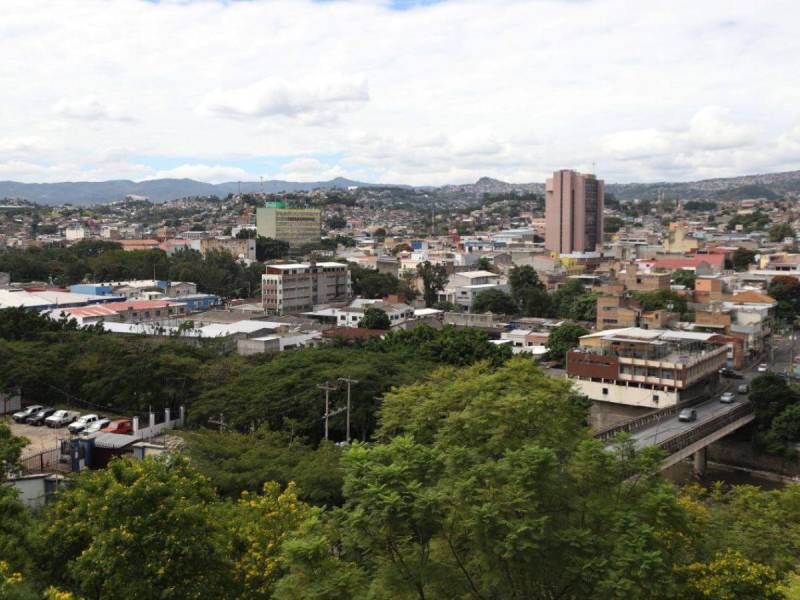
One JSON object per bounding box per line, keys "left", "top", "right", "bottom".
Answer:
{"left": 595, "top": 394, "right": 755, "bottom": 475}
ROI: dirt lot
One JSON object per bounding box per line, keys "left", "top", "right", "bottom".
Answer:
{"left": 5, "top": 419, "right": 67, "bottom": 458}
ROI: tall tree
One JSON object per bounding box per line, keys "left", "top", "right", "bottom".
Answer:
{"left": 417, "top": 261, "right": 448, "bottom": 307}
{"left": 359, "top": 307, "right": 391, "bottom": 330}
{"left": 471, "top": 289, "right": 517, "bottom": 314}
{"left": 731, "top": 247, "right": 757, "bottom": 272}
{"left": 545, "top": 321, "right": 589, "bottom": 365}
{"left": 508, "top": 265, "right": 544, "bottom": 307}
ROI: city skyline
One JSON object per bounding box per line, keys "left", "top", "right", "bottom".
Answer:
{"left": 2, "top": 0, "right": 799, "bottom": 186}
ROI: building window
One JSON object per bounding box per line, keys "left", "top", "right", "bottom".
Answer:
{"left": 602, "top": 388, "right": 608, "bottom": 396}
{"left": 653, "top": 395, "right": 659, "bottom": 403}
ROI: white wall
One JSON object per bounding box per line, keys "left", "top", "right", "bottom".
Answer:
{"left": 571, "top": 378, "right": 679, "bottom": 409}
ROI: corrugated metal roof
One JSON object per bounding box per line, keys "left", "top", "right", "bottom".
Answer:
{"left": 93, "top": 432, "right": 137, "bottom": 449}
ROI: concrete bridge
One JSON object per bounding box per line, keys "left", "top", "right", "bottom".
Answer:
{"left": 595, "top": 395, "right": 755, "bottom": 475}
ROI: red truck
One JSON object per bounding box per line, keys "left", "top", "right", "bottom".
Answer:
{"left": 100, "top": 419, "right": 134, "bottom": 435}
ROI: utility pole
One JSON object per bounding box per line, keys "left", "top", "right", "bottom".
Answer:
{"left": 338, "top": 377, "right": 359, "bottom": 443}
{"left": 317, "top": 382, "right": 338, "bottom": 441}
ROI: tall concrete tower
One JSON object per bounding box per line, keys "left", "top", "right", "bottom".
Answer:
{"left": 545, "top": 169, "right": 604, "bottom": 254}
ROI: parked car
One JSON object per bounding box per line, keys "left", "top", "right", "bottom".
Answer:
{"left": 80, "top": 418, "right": 111, "bottom": 436}
{"left": 25, "top": 407, "right": 56, "bottom": 426}
{"left": 68, "top": 414, "right": 100, "bottom": 434}
{"left": 737, "top": 383, "right": 750, "bottom": 394}
{"left": 719, "top": 367, "right": 743, "bottom": 379}
{"left": 100, "top": 419, "right": 133, "bottom": 435}
{"left": 757, "top": 363, "right": 769, "bottom": 373}
{"left": 678, "top": 408, "right": 698, "bottom": 422}
{"left": 45, "top": 410, "right": 80, "bottom": 428}
{"left": 720, "top": 392, "right": 735, "bottom": 404}
{"left": 12, "top": 405, "right": 43, "bottom": 423}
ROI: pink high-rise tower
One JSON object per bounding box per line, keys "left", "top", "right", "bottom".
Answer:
{"left": 545, "top": 169, "right": 604, "bottom": 254}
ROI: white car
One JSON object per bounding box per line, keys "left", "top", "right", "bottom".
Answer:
{"left": 80, "top": 418, "right": 111, "bottom": 436}
{"left": 720, "top": 392, "right": 735, "bottom": 404}
{"left": 45, "top": 410, "right": 80, "bottom": 428}
{"left": 67, "top": 414, "right": 100, "bottom": 434}
{"left": 757, "top": 363, "right": 769, "bottom": 373}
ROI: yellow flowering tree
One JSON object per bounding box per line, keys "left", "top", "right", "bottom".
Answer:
{"left": 222, "top": 481, "right": 312, "bottom": 599}
{"left": 683, "top": 551, "right": 782, "bottom": 600}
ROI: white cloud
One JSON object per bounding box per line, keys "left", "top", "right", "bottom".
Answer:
{"left": 199, "top": 77, "right": 369, "bottom": 122}
{"left": 0, "top": 0, "right": 797, "bottom": 184}
{"left": 147, "top": 164, "right": 254, "bottom": 184}
{"left": 686, "top": 106, "right": 756, "bottom": 150}
{"left": 271, "top": 157, "right": 346, "bottom": 182}
{"left": 53, "top": 95, "right": 135, "bottom": 122}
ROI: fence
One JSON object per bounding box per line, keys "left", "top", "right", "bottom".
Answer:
{"left": 19, "top": 447, "right": 70, "bottom": 474}
{"left": 655, "top": 402, "right": 755, "bottom": 456}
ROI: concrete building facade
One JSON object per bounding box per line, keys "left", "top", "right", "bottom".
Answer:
{"left": 545, "top": 170, "right": 604, "bottom": 254}
{"left": 261, "top": 262, "right": 350, "bottom": 315}
{"left": 567, "top": 327, "right": 727, "bottom": 410}
{"left": 256, "top": 202, "right": 321, "bottom": 249}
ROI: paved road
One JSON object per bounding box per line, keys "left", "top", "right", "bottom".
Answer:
{"left": 622, "top": 332, "right": 796, "bottom": 450}
{"left": 629, "top": 395, "right": 746, "bottom": 449}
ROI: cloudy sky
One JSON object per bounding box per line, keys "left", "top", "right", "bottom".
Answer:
{"left": 1, "top": 0, "right": 799, "bottom": 185}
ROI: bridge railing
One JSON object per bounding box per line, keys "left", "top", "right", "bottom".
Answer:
{"left": 594, "top": 392, "right": 711, "bottom": 442}
{"left": 654, "top": 401, "right": 754, "bottom": 455}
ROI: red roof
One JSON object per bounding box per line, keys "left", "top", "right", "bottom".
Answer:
{"left": 652, "top": 255, "right": 725, "bottom": 270}
{"left": 101, "top": 300, "right": 181, "bottom": 311}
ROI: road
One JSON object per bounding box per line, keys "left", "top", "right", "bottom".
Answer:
{"left": 620, "top": 332, "right": 795, "bottom": 451}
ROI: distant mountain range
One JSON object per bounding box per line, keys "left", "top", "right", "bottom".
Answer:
{"left": 0, "top": 177, "right": 373, "bottom": 205}
{"left": 2, "top": 170, "right": 800, "bottom": 205}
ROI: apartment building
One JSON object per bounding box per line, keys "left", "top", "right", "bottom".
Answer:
{"left": 567, "top": 328, "right": 727, "bottom": 409}
{"left": 596, "top": 294, "right": 677, "bottom": 332}
{"left": 438, "top": 270, "right": 508, "bottom": 311}
{"left": 261, "top": 262, "right": 350, "bottom": 315}
{"left": 256, "top": 202, "right": 321, "bottom": 248}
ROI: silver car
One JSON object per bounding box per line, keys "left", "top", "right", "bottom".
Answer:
{"left": 678, "top": 408, "right": 697, "bottom": 422}
{"left": 720, "top": 392, "right": 735, "bottom": 404}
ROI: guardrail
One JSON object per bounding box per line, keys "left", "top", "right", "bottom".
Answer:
{"left": 594, "top": 391, "right": 712, "bottom": 442}
{"left": 655, "top": 401, "right": 754, "bottom": 456}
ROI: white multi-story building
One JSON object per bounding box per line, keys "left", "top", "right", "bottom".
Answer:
{"left": 438, "top": 270, "right": 509, "bottom": 311}
{"left": 335, "top": 298, "right": 414, "bottom": 328}
{"left": 566, "top": 328, "right": 727, "bottom": 409}
{"left": 261, "top": 262, "right": 350, "bottom": 315}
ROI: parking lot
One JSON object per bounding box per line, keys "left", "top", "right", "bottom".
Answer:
{"left": 5, "top": 419, "right": 67, "bottom": 458}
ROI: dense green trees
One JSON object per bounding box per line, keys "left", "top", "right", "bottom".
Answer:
{"left": 732, "top": 247, "right": 757, "bottom": 272}
{"left": 4, "top": 347, "right": 800, "bottom": 597}
{"left": 358, "top": 307, "right": 391, "bottom": 330}
{"left": 768, "top": 275, "right": 800, "bottom": 322}
{"left": 545, "top": 321, "right": 589, "bottom": 365}
{"left": 350, "top": 264, "right": 407, "bottom": 300}
{"left": 470, "top": 288, "right": 517, "bottom": 314}
{"left": 0, "top": 242, "right": 263, "bottom": 298}
{"left": 750, "top": 374, "right": 800, "bottom": 455}
{"left": 769, "top": 223, "right": 795, "bottom": 243}
{"left": 633, "top": 288, "right": 689, "bottom": 316}
{"left": 672, "top": 268, "right": 696, "bottom": 290}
